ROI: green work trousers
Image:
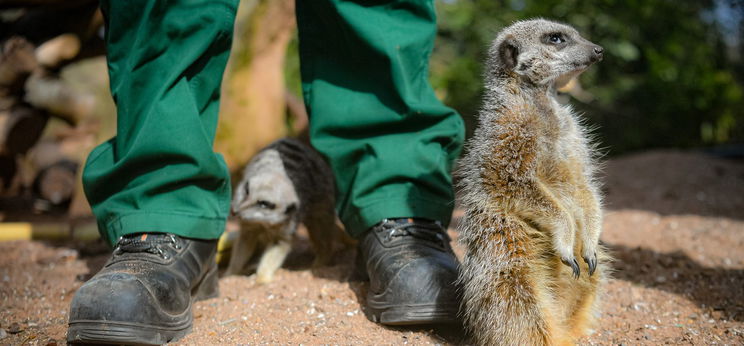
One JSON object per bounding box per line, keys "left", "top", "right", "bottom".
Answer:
{"left": 84, "top": 0, "right": 464, "bottom": 246}
{"left": 297, "top": 0, "right": 464, "bottom": 237}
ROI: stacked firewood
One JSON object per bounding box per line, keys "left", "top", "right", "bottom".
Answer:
{"left": 0, "top": 0, "right": 104, "bottom": 213}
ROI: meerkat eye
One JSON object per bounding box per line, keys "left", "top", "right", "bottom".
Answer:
{"left": 256, "top": 200, "right": 276, "bottom": 210}
{"left": 548, "top": 33, "right": 565, "bottom": 44}
{"left": 243, "top": 183, "right": 250, "bottom": 196}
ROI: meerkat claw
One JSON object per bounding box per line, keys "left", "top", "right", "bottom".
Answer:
{"left": 561, "top": 257, "right": 581, "bottom": 278}
{"left": 583, "top": 252, "right": 597, "bottom": 276}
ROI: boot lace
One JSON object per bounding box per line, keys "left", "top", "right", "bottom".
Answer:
{"left": 380, "top": 219, "right": 451, "bottom": 247}
{"left": 113, "top": 233, "right": 181, "bottom": 260}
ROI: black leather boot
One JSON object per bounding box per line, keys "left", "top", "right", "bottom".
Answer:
{"left": 357, "top": 218, "right": 460, "bottom": 325}
{"left": 67, "top": 233, "right": 218, "bottom": 345}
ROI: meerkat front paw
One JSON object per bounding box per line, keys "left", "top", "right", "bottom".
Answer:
{"left": 550, "top": 215, "right": 581, "bottom": 278}
{"left": 579, "top": 226, "right": 600, "bottom": 276}
{"left": 561, "top": 256, "right": 581, "bottom": 278}
{"left": 582, "top": 251, "right": 597, "bottom": 276}
{"left": 578, "top": 213, "right": 602, "bottom": 277}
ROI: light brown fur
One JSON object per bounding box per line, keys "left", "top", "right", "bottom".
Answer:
{"left": 456, "top": 19, "right": 608, "bottom": 345}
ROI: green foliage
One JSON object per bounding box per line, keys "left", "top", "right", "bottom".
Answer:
{"left": 431, "top": 0, "right": 744, "bottom": 154}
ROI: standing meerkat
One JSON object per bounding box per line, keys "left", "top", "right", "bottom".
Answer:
{"left": 456, "top": 19, "right": 607, "bottom": 345}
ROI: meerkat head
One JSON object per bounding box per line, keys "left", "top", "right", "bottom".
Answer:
{"left": 232, "top": 153, "right": 300, "bottom": 226}
{"left": 489, "top": 19, "right": 603, "bottom": 88}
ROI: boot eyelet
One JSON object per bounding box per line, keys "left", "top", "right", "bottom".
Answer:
{"left": 168, "top": 234, "right": 182, "bottom": 250}
{"left": 155, "top": 246, "right": 169, "bottom": 260}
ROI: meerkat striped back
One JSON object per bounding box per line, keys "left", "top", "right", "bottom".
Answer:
{"left": 270, "top": 138, "right": 336, "bottom": 214}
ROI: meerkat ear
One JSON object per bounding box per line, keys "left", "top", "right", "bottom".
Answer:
{"left": 231, "top": 181, "right": 249, "bottom": 214}
{"left": 498, "top": 36, "right": 519, "bottom": 70}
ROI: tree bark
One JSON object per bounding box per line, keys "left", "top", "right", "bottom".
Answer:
{"left": 215, "top": 0, "right": 296, "bottom": 171}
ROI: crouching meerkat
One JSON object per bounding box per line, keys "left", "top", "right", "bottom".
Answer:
{"left": 456, "top": 19, "right": 608, "bottom": 345}
{"left": 227, "top": 138, "right": 347, "bottom": 283}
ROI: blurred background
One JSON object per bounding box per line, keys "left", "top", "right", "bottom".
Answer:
{"left": 0, "top": 0, "right": 742, "bottom": 231}
{"left": 1, "top": 1, "right": 743, "bottom": 344}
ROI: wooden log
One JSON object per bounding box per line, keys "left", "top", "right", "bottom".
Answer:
{"left": 0, "top": 154, "right": 15, "bottom": 189}
{"left": 0, "top": 1, "right": 103, "bottom": 70}
{"left": 23, "top": 72, "right": 94, "bottom": 125}
{"left": 0, "top": 105, "right": 48, "bottom": 155}
{"left": 26, "top": 134, "right": 95, "bottom": 218}
{"left": 0, "top": 0, "right": 93, "bottom": 8}
{"left": 33, "top": 159, "right": 77, "bottom": 205}
{"left": 0, "top": 36, "right": 37, "bottom": 100}
{"left": 1, "top": 1, "right": 98, "bottom": 45}
{"left": 35, "top": 33, "right": 80, "bottom": 68}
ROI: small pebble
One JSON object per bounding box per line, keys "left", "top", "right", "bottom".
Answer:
{"left": 0, "top": 329, "right": 7, "bottom": 340}
{"left": 7, "top": 323, "right": 22, "bottom": 334}
{"left": 218, "top": 318, "right": 236, "bottom": 326}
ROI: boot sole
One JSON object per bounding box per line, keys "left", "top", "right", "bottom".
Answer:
{"left": 67, "top": 321, "right": 192, "bottom": 345}
{"left": 67, "top": 263, "right": 219, "bottom": 345}
{"left": 364, "top": 301, "right": 459, "bottom": 326}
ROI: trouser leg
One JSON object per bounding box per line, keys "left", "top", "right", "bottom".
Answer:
{"left": 296, "top": 0, "right": 465, "bottom": 238}
{"left": 83, "top": 0, "right": 238, "bottom": 246}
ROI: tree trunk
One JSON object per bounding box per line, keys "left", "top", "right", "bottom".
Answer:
{"left": 215, "top": 0, "right": 296, "bottom": 171}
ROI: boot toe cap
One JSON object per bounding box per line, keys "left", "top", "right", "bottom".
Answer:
{"left": 69, "top": 271, "right": 190, "bottom": 327}
{"left": 370, "top": 254, "right": 459, "bottom": 306}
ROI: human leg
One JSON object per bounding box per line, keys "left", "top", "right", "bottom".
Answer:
{"left": 296, "top": 0, "right": 464, "bottom": 325}
{"left": 296, "top": 0, "right": 464, "bottom": 238}
{"left": 83, "top": 0, "right": 236, "bottom": 246}
{"left": 67, "top": 0, "right": 238, "bottom": 344}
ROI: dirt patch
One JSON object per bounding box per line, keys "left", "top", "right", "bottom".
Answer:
{"left": 1, "top": 150, "right": 742, "bottom": 345}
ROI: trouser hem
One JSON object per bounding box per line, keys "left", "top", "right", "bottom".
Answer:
{"left": 343, "top": 197, "right": 454, "bottom": 239}
{"left": 99, "top": 212, "right": 227, "bottom": 247}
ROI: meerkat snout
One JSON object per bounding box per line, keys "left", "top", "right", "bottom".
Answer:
{"left": 591, "top": 45, "right": 604, "bottom": 62}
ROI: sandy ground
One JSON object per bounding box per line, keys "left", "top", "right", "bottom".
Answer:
{"left": 1, "top": 150, "right": 742, "bottom": 345}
